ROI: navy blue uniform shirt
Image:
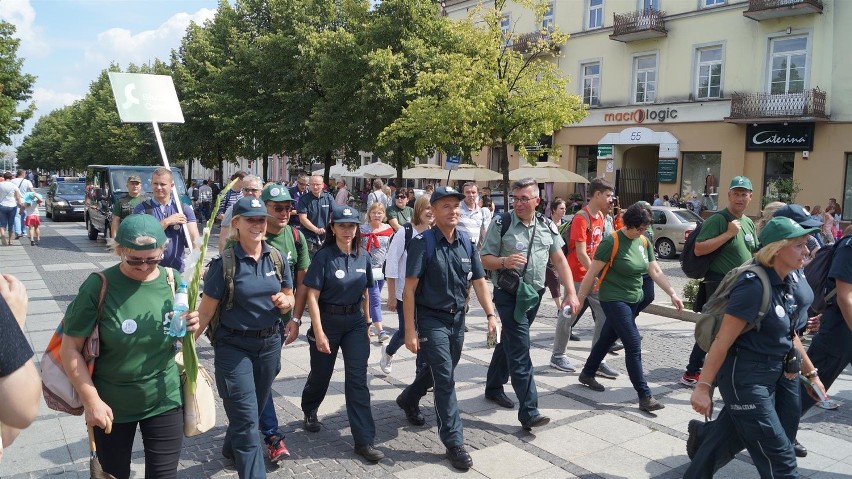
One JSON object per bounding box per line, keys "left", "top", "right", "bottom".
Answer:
{"left": 725, "top": 265, "right": 811, "bottom": 357}
{"left": 303, "top": 243, "right": 375, "bottom": 306}
{"left": 297, "top": 191, "right": 334, "bottom": 244}
{"left": 813, "top": 236, "right": 852, "bottom": 349}
{"left": 406, "top": 228, "right": 485, "bottom": 312}
{"left": 203, "top": 242, "right": 293, "bottom": 331}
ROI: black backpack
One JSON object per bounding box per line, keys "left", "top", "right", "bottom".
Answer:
{"left": 680, "top": 210, "right": 734, "bottom": 279}
{"left": 804, "top": 235, "right": 850, "bottom": 315}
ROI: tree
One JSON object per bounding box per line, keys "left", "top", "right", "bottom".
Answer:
{"left": 0, "top": 20, "right": 36, "bottom": 146}
{"left": 16, "top": 106, "right": 73, "bottom": 172}
{"left": 380, "top": 0, "right": 587, "bottom": 202}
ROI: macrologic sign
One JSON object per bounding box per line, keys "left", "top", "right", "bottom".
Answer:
{"left": 604, "top": 107, "right": 678, "bottom": 124}
{"left": 746, "top": 122, "right": 814, "bottom": 151}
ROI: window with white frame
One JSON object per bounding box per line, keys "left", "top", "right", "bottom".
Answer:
{"left": 642, "top": 0, "right": 660, "bottom": 10}
{"left": 633, "top": 55, "right": 657, "bottom": 104}
{"left": 695, "top": 46, "right": 723, "bottom": 99}
{"left": 703, "top": 0, "right": 725, "bottom": 7}
{"left": 582, "top": 62, "right": 601, "bottom": 106}
{"left": 588, "top": 0, "right": 603, "bottom": 29}
{"left": 769, "top": 35, "right": 807, "bottom": 94}
{"left": 542, "top": 2, "right": 554, "bottom": 30}
{"left": 500, "top": 14, "right": 511, "bottom": 45}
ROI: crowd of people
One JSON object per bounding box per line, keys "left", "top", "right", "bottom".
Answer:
{"left": 2, "top": 167, "right": 852, "bottom": 479}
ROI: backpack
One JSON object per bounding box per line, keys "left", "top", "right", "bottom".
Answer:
{"left": 593, "top": 231, "right": 649, "bottom": 292}
{"left": 693, "top": 261, "right": 772, "bottom": 353}
{"left": 680, "top": 209, "right": 735, "bottom": 279}
{"left": 560, "top": 209, "right": 592, "bottom": 256}
{"left": 205, "top": 245, "right": 286, "bottom": 344}
{"left": 803, "top": 234, "right": 850, "bottom": 315}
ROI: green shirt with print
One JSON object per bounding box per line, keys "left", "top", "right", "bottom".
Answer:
{"left": 386, "top": 205, "right": 413, "bottom": 226}
{"left": 63, "top": 266, "right": 182, "bottom": 423}
{"left": 481, "top": 212, "right": 563, "bottom": 291}
{"left": 111, "top": 194, "right": 149, "bottom": 220}
{"left": 594, "top": 230, "right": 655, "bottom": 303}
{"left": 697, "top": 209, "right": 758, "bottom": 276}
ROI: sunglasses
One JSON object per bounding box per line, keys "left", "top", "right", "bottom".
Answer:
{"left": 396, "top": 195, "right": 407, "bottom": 199}
{"left": 124, "top": 256, "right": 163, "bottom": 266}
{"left": 271, "top": 205, "right": 293, "bottom": 213}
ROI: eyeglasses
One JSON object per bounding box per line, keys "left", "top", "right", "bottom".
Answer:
{"left": 513, "top": 196, "right": 538, "bottom": 204}
{"left": 124, "top": 256, "right": 163, "bottom": 266}
{"left": 271, "top": 205, "right": 293, "bottom": 212}
{"left": 396, "top": 195, "right": 407, "bottom": 199}
{"left": 242, "top": 188, "right": 261, "bottom": 194}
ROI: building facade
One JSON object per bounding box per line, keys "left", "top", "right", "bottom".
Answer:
{"left": 446, "top": 0, "right": 852, "bottom": 220}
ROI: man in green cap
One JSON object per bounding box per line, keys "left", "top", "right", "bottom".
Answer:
{"left": 680, "top": 175, "right": 759, "bottom": 387}
{"left": 110, "top": 175, "right": 149, "bottom": 239}
{"left": 480, "top": 178, "right": 580, "bottom": 432}
{"left": 255, "top": 182, "right": 310, "bottom": 462}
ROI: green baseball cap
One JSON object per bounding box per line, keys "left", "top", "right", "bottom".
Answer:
{"left": 127, "top": 175, "right": 142, "bottom": 183}
{"left": 729, "top": 176, "right": 753, "bottom": 191}
{"left": 758, "top": 216, "right": 819, "bottom": 246}
{"left": 261, "top": 184, "right": 293, "bottom": 202}
{"left": 115, "top": 214, "right": 167, "bottom": 250}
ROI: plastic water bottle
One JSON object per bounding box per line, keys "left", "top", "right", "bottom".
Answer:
{"left": 169, "top": 282, "right": 189, "bottom": 337}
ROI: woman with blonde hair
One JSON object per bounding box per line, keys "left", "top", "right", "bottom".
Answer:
{"left": 755, "top": 201, "right": 786, "bottom": 235}
{"left": 360, "top": 201, "right": 394, "bottom": 341}
{"left": 685, "top": 216, "right": 827, "bottom": 478}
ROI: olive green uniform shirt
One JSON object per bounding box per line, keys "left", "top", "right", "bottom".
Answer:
{"left": 698, "top": 209, "right": 758, "bottom": 276}
{"left": 480, "top": 212, "right": 564, "bottom": 291}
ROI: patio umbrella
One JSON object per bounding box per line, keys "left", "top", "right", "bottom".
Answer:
{"left": 402, "top": 163, "right": 445, "bottom": 180}
{"left": 448, "top": 164, "right": 503, "bottom": 182}
{"left": 351, "top": 161, "right": 396, "bottom": 178}
{"left": 508, "top": 162, "right": 590, "bottom": 184}
{"left": 312, "top": 162, "right": 353, "bottom": 178}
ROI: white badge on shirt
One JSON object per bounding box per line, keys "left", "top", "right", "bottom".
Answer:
{"left": 775, "top": 305, "right": 785, "bottom": 318}
{"left": 335, "top": 269, "right": 345, "bottom": 279}
{"left": 515, "top": 241, "right": 525, "bottom": 251}
{"left": 744, "top": 233, "right": 754, "bottom": 245}
{"left": 121, "top": 319, "right": 138, "bottom": 334}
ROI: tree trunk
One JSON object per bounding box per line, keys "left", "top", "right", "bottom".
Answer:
{"left": 323, "top": 151, "right": 333, "bottom": 187}
{"left": 395, "top": 146, "right": 404, "bottom": 188}
{"left": 262, "top": 152, "right": 270, "bottom": 183}
{"left": 498, "top": 142, "right": 510, "bottom": 213}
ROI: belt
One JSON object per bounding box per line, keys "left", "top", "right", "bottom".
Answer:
{"left": 419, "top": 305, "right": 462, "bottom": 314}
{"left": 320, "top": 302, "right": 362, "bottom": 315}
{"left": 221, "top": 324, "right": 279, "bottom": 338}
{"left": 729, "top": 348, "right": 785, "bottom": 363}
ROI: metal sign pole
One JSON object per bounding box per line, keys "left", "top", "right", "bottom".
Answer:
{"left": 152, "top": 121, "right": 193, "bottom": 253}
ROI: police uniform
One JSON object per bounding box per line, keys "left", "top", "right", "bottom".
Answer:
{"left": 396, "top": 188, "right": 485, "bottom": 453}
{"left": 296, "top": 189, "right": 334, "bottom": 255}
{"left": 202, "top": 197, "right": 293, "bottom": 478}
{"left": 300, "top": 205, "right": 379, "bottom": 453}
{"left": 481, "top": 210, "right": 563, "bottom": 425}
{"left": 686, "top": 219, "right": 816, "bottom": 479}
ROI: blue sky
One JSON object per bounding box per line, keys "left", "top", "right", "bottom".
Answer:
{"left": 1, "top": 0, "right": 219, "bottom": 144}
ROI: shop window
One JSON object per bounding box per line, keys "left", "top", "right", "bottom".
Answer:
{"left": 763, "top": 152, "right": 795, "bottom": 205}
{"left": 633, "top": 54, "right": 657, "bottom": 104}
{"left": 769, "top": 35, "right": 807, "bottom": 95}
{"left": 681, "top": 152, "right": 721, "bottom": 212}
{"left": 582, "top": 62, "right": 601, "bottom": 107}
{"left": 695, "top": 46, "right": 723, "bottom": 100}
{"left": 842, "top": 154, "right": 852, "bottom": 221}
{"left": 575, "top": 146, "right": 599, "bottom": 201}
{"left": 588, "top": 0, "right": 603, "bottom": 30}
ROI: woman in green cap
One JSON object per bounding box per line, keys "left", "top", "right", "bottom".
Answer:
{"left": 685, "top": 216, "right": 829, "bottom": 478}
{"left": 60, "top": 213, "right": 200, "bottom": 479}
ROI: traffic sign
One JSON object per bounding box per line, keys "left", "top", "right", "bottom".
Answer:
{"left": 445, "top": 156, "right": 461, "bottom": 171}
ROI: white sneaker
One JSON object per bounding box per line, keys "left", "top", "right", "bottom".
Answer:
{"left": 379, "top": 345, "right": 393, "bottom": 374}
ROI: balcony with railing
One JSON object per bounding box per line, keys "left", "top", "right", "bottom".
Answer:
{"left": 743, "top": 0, "right": 823, "bottom": 21}
{"left": 725, "top": 88, "right": 828, "bottom": 123}
{"left": 609, "top": 9, "right": 667, "bottom": 42}
{"left": 511, "top": 31, "right": 560, "bottom": 55}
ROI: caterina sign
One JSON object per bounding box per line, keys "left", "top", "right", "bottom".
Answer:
{"left": 604, "top": 107, "right": 678, "bottom": 123}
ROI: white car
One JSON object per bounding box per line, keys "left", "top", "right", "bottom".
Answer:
{"left": 650, "top": 206, "right": 702, "bottom": 259}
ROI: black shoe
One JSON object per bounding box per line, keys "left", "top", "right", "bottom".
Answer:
{"left": 578, "top": 373, "right": 605, "bottom": 392}
{"left": 30, "top": 239, "right": 34, "bottom": 246}
{"left": 303, "top": 412, "right": 321, "bottom": 432}
{"left": 222, "top": 445, "right": 234, "bottom": 461}
{"left": 446, "top": 445, "right": 473, "bottom": 470}
{"left": 569, "top": 333, "right": 581, "bottom": 341}
{"left": 522, "top": 414, "right": 550, "bottom": 431}
{"left": 354, "top": 443, "right": 385, "bottom": 462}
{"left": 608, "top": 342, "right": 624, "bottom": 354}
{"left": 396, "top": 394, "right": 426, "bottom": 426}
{"left": 485, "top": 392, "right": 515, "bottom": 409}
{"left": 793, "top": 439, "right": 807, "bottom": 458}
{"left": 686, "top": 419, "right": 704, "bottom": 460}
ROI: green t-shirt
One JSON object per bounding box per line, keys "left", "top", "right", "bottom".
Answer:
{"left": 386, "top": 205, "right": 413, "bottom": 226}
{"left": 696, "top": 210, "right": 758, "bottom": 276}
{"left": 594, "top": 230, "right": 655, "bottom": 303}
{"left": 63, "top": 266, "right": 182, "bottom": 422}
{"left": 111, "top": 194, "right": 148, "bottom": 220}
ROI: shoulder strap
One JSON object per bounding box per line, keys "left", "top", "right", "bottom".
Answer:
{"left": 457, "top": 229, "right": 474, "bottom": 260}
{"left": 499, "top": 212, "right": 512, "bottom": 237}
{"left": 423, "top": 227, "right": 438, "bottom": 268}
{"left": 164, "top": 267, "right": 175, "bottom": 295}
{"left": 403, "top": 222, "right": 414, "bottom": 249}
{"left": 142, "top": 199, "right": 154, "bottom": 215}
{"left": 93, "top": 272, "right": 108, "bottom": 326}
{"left": 290, "top": 225, "right": 301, "bottom": 249}
{"left": 593, "top": 231, "right": 620, "bottom": 292}
{"left": 222, "top": 246, "right": 236, "bottom": 310}
{"left": 270, "top": 246, "right": 285, "bottom": 284}
{"left": 576, "top": 208, "right": 591, "bottom": 230}
{"left": 748, "top": 264, "right": 773, "bottom": 329}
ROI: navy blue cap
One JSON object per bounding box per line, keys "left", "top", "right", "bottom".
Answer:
{"left": 232, "top": 196, "right": 272, "bottom": 218}
{"left": 430, "top": 186, "right": 465, "bottom": 204}
{"left": 773, "top": 204, "right": 822, "bottom": 228}
{"left": 331, "top": 205, "right": 360, "bottom": 224}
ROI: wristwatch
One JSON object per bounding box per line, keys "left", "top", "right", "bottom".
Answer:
{"left": 290, "top": 317, "right": 302, "bottom": 326}
{"left": 487, "top": 313, "right": 497, "bottom": 319}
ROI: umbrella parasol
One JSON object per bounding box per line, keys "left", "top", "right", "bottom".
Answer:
{"left": 402, "top": 163, "right": 445, "bottom": 180}
{"left": 351, "top": 161, "right": 396, "bottom": 178}
{"left": 508, "top": 162, "right": 590, "bottom": 184}
{"left": 448, "top": 164, "right": 503, "bottom": 182}
{"left": 312, "top": 162, "right": 354, "bottom": 178}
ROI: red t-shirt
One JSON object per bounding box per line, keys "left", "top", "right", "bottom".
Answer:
{"left": 567, "top": 207, "right": 605, "bottom": 281}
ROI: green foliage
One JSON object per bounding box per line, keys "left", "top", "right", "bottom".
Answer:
{"left": 762, "top": 178, "right": 802, "bottom": 208}
{"left": 682, "top": 279, "right": 700, "bottom": 309}
{"left": 0, "top": 20, "right": 36, "bottom": 146}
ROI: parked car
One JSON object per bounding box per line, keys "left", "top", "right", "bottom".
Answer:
{"left": 45, "top": 179, "right": 87, "bottom": 221}
{"left": 650, "top": 206, "right": 702, "bottom": 259}
{"left": 85, "top": 165, "right": 189, "bottom": 240}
